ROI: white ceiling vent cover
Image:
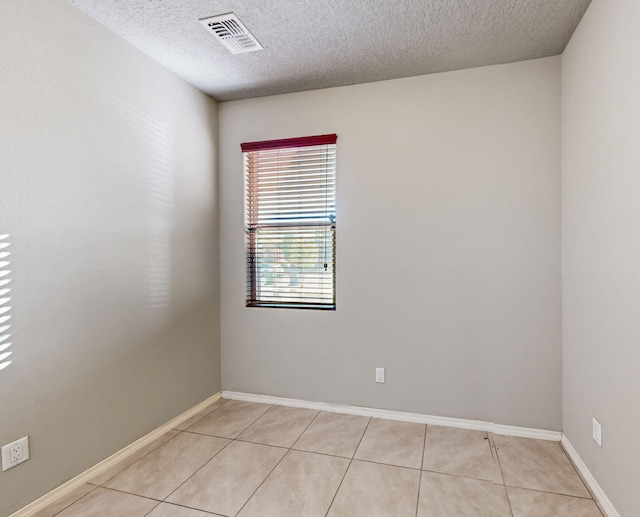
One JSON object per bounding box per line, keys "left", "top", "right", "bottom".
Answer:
{"left": 200, "top": 13, "right": 263, "bottom": 54}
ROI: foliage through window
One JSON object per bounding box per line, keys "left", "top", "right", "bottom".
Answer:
{"left": 242, "top": 134, "right": 337, "bottom": 309}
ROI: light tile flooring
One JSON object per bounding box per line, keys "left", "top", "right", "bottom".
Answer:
{"left": 35, "top": 399, "right": 604, "bottom": 517}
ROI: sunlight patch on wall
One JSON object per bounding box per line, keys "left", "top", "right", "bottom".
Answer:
{"left": 148, "top": 219, "right": 171, "bottom": 309}
{"left": 0, "top": 235, "right": 12, "bottom": 371}
{"left": 147, "top": 114, "right": 173, "bottom": 309}
{"left": 105, "top": 93, "right": 174, "bottom": 310}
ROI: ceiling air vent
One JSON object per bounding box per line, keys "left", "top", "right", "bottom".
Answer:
{"left": 200, "top": 13, "right": 263, "bottom": 54}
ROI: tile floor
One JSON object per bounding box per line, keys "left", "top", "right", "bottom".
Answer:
{"left": 34, "top": 398, "right": 604, "bottom": 517}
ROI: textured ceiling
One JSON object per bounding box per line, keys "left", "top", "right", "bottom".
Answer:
{"left": 70, "top": 0, "right": 591, "bottom": 101}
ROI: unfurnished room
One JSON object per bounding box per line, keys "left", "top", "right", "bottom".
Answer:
{"left": 1, "top": 0, "right": 638, "bottom": 516}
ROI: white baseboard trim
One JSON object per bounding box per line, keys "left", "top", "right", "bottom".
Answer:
{"left": 561, "top": 435, "right": 620, "bottom": 517}
{"left": 10, "top": 392, "right": 222, "bottom": 517}
{"left": 222, "top": 391, "right": 562, "bottom": 441}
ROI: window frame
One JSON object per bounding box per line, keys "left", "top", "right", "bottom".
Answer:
{"left": 242, "top": 134, "right": 337, "bottom": 310}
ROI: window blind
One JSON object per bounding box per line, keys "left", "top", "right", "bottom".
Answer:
{"left": 243, "top": 134, "right": 337, "bottom": 310}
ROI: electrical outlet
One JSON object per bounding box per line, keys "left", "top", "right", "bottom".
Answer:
{"left": 592, "top": 418, "right": 602, "bottom": 447}
{"left": 2, "top": 436, "right": 29, "bottom": 471}
{"left": 375, "top": 367, "right": 385, "bottom": 383}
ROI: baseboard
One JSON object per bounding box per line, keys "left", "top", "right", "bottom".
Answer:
{"left": 222, "top": 391, "right": 562, "bottom": 441}
{"left": 561, "top": 435, "right": 620, "bottom": 517}
{"left": 14, "top": 390, "right": 618, "bottom": 517}
{"left": 10, "top": 392, "right": 222, "bottom": 517}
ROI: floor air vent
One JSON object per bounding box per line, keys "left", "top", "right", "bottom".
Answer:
{"left": 200, "top": 13, "right": 263, "bottom": 54}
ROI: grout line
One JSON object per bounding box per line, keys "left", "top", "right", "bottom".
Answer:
{"left": 504, "top": 484, "right": 599, "bottom": 501}
{"left": 420, "top": 468, "right": 503, "bottom": 484}
{"left": 173, "top": 398, "right": 230, "bottom": 431}
{"left": 229, "top": 437, "right": 291, "bottom": 450}
{"left": 290, "top": 413, "right": 370, "bottom": 458}
{"left": 231, "top": 435, "right": 445, "bottom": 473}
{"left": 148, "top": 501, "right": 227, "bottom": 516}
{"left": 488, "top": 432, "right": 506, "bottom": 485}
{"left": 502, "top": 484, "right": 514, "bottom": 517}
{"left": 245, "top": 442, "right": 352, "bottom": 461}
{"left": 179, "top": 403, "right": 271, "bottom": 441}
{"left": 166, "top": 408, "right": 341, "bottom": 516}
{"left": 161, "top": 437, "right": 234, "bottom": 503}
{"left": 97, "top": 485, "right": 163, "bottom": 502}
{"left": 180, "top": 429, "right": 238, "bottom": 440}
{"left": 228, "top": 404, "right": 274, "bottom": 438}
{"left": 199, "top": 402, "right": 274, "bottom": 442}
{"left": 159, "top": 410, "right": 328, "bottom": 517}
{"left": 95, "top": 430, "right": 183, "bottom": 487}
{"left": 46, "top": 485, "right": 99, "bottom": 517}
{"left": 142, "top": 500, "right": 163, "bottom": 517}
{"left": 420, "top": 424, "right": 427, "bottom": 471}
{"left": 226, "top": 404, "right": 323, "bottom": 515}
{"left": 324, "top": 416, "right": 372, "bottom": 517}
{"left": 102, "top": 484, "right": 228, "bottom": 517}
{"left": 344, "top": 456, "right": 423, "bottom": 472}
{"left": 185, "top": 400, "right": 274, "bottom": 442}
{"left": 492, "top": 435, "right": 514, "bottom": 517}
{"left": 487, "top": 432, "right": 499, "bottom": 465}
{"left": 558, "top": 440, "right": 598, "bottom": 501}
{"left": 290, "top": 409, "right": 322, "bottom": 451}
{"left": 415, "top": 424, "right": 428, "bottom": 517}
{"left": 232, "top": 447, "right": 291, "bottom": 516}
{"left": 184, "top": 409, "right": 324, "bottom": 455}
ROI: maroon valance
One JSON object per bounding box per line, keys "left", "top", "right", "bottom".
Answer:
{"left": 241, "top": 134, "right": 337, "bottom": 152}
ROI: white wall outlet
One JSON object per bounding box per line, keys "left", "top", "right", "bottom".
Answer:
{"left": 2, "top": 436, "right": 30, "bottom": 471}
{"left": 375, "top": 367, "right": 385, "bottom": 383}
{"left": 592, "top": 417, "right": 602, "bottom": 447}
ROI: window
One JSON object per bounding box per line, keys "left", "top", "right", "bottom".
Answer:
{"left": 242, "top": 134, "right": 337, "bottom": 310}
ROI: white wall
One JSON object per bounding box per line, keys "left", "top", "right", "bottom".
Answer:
{"left": 219, "top": 57, "right": 562, "bottom": 430}
{"left": 0, "top": 1, "right": 220, "bottom": 514}
{"left": 562, "top": 1, "right": 640, "bottom": 515}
